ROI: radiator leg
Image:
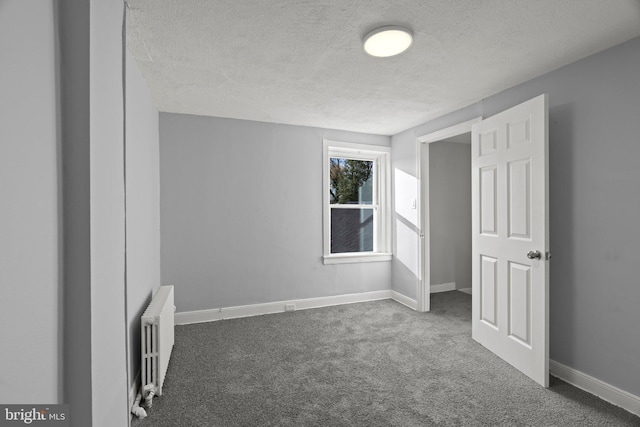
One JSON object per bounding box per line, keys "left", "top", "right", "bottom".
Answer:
{"left": 142, "top": 384, "right": 157, "bottom": 409}
{"left": 131, "top": 393, "right": 147, "bottom": 419}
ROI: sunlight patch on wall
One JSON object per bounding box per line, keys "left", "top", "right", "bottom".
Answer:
{"left": 394, "top": 168, "right": 418, "bottom": 227}
{"left": 395, "top": 219, "right": 419, "bottom": 277}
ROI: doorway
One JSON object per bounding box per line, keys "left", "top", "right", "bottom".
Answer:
{"left": 416, "top": 118, "right": 480, "bottom": 312}
{"left": 425, "top": 134, "right": 472, "bottom": 296}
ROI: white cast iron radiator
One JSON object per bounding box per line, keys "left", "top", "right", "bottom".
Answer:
{"left": 141, "top": 285, "right": 175, "bottom": 396}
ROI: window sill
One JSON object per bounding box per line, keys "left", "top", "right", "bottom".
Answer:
{"left": 323, "top": 253, "right": 393, "bottom": 265}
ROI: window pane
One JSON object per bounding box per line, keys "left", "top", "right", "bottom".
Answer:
{"left": 329, "top": 158, "right": 373, "bottom": 205}
{"left": 331, "top": 208, "right": 374, "bottom": 253}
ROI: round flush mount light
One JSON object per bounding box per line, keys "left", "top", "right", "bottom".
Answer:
{"left": 363, "top": 26, "right": 413, "bottom": 57}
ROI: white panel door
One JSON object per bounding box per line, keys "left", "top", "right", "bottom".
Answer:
{"left": 471, "top": 94, "right": 549, "bottom": 386}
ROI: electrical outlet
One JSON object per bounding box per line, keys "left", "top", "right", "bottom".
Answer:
{"left": 285, "top": 303, "right": 295, "bottom": 312}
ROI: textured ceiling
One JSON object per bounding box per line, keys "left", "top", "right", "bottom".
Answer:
{"left": 126, "top": 0, "right": 640, "bottom": 135}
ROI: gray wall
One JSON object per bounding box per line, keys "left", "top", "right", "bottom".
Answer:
{"left": 392, "top": 36, "right": 640, "bottom": 397}
{"left": 160, "top": 113, "right": 391, "bottom": 312}
{"left": 125, "top": 46, "right": 161, "bottom": 395}
{"left": 429, "top": 141, "right": 471, "bottom": 289}
{"left": 88, "top": 0, "right": 129, "bottom": 425}
{"left": 0, "top": 0, "right": 61, "bottom": 403}
{"left": 59, "top": 2, "right": 159, "bottom": 424}
{"left": 58, "top": 0, "right": 92, "bottom": 422}
{"left": 58, "top": 0, "right": 130, "bottom": 425}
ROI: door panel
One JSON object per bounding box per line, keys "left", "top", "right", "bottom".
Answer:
{"left": 472, "top": 94, "right": 549, "bottom": 387}
{"left": 508, "top": 159, "right": 531, "bottom": 239}
{"left": 480, "top": 255, "right": 498, "bottom": 327}
{"left": 480, "top": 166, "right": 498, "bottom": 235}
{"left": 479, "top": 130, "right": 498, "bottom": 156}
{"left": 508, "top": 261, "right": 531, "bottom": 346}
{"left": 507, "top": 118, "right": 530, "bottom": 148}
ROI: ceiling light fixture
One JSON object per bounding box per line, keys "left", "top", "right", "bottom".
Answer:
{"left": 363, "top": 26, "right": 413, "bottom": 58}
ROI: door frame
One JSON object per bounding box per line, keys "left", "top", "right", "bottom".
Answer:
{"left": 415, "top": 117, "right": 482, "bottom": 312}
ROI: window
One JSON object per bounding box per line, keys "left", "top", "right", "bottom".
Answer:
{"left": 323, "top": 140, "right": 391, "bottom": 264}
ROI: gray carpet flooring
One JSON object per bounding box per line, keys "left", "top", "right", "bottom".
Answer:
{"left": 133, "top": 291, "right": 640, "bottom": 426}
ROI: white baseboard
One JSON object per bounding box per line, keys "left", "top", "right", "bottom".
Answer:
{"left": 390, "top": 291, "right": 418, "bottom": 310}
{"left": 175, "top": 290, "right": 394, "bottom": 325}
{"left": 430, "top": 282, "right": 456, "bottom": 293}
{"left": 458, "top": 287, "right": 472, "bottom": 295}
{"left": 549, "top": 360, "right": 640, "bottom": 417}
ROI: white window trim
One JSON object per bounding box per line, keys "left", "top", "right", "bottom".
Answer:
{"left": 322, "top": 139, "right": 392, "bottom": 264}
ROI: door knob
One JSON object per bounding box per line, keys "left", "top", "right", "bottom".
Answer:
{"left": 527, "top": 250, "right": 542, "bottom": 260}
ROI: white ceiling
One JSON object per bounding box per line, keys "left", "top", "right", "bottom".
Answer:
{"left": 126, "top": 0, "right": 640, "bottom": 135}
